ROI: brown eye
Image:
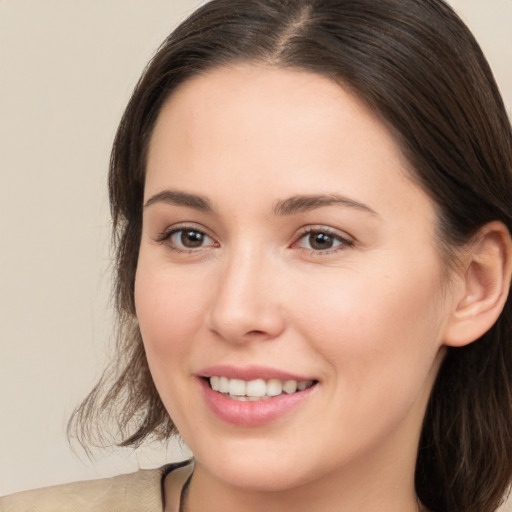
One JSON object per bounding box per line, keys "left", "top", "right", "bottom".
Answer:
{"left": 296, "top": 229, "right": 350, "bottom": 252}
{"left": 181, "top": 230, "right": 204, "bottom": 247}
{"left": 169, "top": 229, "right": 214, "bottom": 249}
{"left": 308, "top": 232, "right": 335, "bottom": 250}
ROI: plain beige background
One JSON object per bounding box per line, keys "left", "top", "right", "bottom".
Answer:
{"left": 1, "top": 0, "right": 511, "bottom": 506}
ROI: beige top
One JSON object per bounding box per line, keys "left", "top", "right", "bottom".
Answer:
{"left": 0, "top": 461, "right": 194, "bottom": 512}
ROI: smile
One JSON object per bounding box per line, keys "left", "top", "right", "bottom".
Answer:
{"left": 199, "top": 366, "right": 319, "bottom": 426}
{"left": 209, "top": 376, "right": 315, "bottom": 401}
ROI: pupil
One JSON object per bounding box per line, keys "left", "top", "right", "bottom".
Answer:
{"left": 310, "top": 232, "right": 333, "bottom": 250}
{"left": 181, "top": 230, "right": 203, "bottom": 248}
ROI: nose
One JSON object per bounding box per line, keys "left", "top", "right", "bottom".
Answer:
{"left": 207, "top": 246, "right": 286, "bottom": 344}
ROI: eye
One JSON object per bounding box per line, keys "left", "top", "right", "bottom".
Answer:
{"left": 295, "top": 229, "right": 352, "bottom": 252}
{"left": 171, "top": 229, "right": 212, "bottom": 248}
{"left": 156, "top": 226, "right": 217, "bottom": 251}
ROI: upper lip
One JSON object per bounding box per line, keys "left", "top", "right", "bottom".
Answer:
{"left": 198, "top": 364, "right": 316, "bottom": 382}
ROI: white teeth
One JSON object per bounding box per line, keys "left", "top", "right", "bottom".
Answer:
{"left": 208, "top": 376, "right": 315, "bottom": 399}
{"left": 219, "top": 376, "right": 230, "bottom": 393}
{"left": 267, "top": 379, "right": 283, "bottom": 396}
{"left": 297, "top": 380, "right": 313, "bottom": 391}
{"left": 210, "top": 376, "right": 220, "bottom": 391}
{"left": 246, "top": 379, "right": 266, "bottom": 397}
{"left": 283, "top": 380, "right": 298, "bottom": 394}
{"left": 229, "top": 378, "right": 246, "bottom": 396}
{"left": 230, "top": 395, "right": 269, "bottom": 402}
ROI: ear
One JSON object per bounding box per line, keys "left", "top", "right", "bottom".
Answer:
{"left": 444, "top": 221, "right": 512, "bottom": 347}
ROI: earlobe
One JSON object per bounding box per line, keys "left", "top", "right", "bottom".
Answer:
{"left": 444, "top": 221, "right": 512, "bottom": 347}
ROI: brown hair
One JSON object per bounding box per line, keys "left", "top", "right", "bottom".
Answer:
{"left": 69, "top": 1, "right": 512, "bottom": 511}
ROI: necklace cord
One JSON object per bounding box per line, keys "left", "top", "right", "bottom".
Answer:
{"left": 178, "top": 470, "right": 193, "bottom": 512}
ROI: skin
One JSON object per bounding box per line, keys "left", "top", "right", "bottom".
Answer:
{"left": 135, "top": 64, "right": 460, "bottom": 512}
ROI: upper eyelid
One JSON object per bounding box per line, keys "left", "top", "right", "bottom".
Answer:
{"left": 295, "top": 225, "right": 354, "bottom": 241}
{"left": 155, "top": 222, "right": 214, "bottom": 238}
{"left": 291, "top": 226, "right": 355, "bottom": 252}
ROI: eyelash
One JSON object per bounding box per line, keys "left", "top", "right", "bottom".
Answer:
{"left": 154, "top": 225, "right": 218, "bottom": 253}
{"left": 292, "top": 227, "right": 354, "bottom": 254}
{"left": 154, "top": 225, "right": 353, "bottom": 255}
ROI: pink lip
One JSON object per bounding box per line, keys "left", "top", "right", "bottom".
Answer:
{"left": 199, "top": 364, "right": 314, "bottom": 382}
{"left": 197, "top": 366, "right": 318, "bottom": 427}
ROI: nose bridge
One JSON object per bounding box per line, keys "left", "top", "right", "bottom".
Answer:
{"left": 208, "top": 241, "right": 285, "bottom": 343}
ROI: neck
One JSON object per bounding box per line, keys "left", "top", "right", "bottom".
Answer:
{"left": 184, "top": 450, "right": 420, "bottom": 512}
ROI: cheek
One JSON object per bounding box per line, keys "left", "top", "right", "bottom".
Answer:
{"left": 134, "top": 261, "right": 206, "bottom": 367}
{"left": 290, "top": 257, "right": 446, "bottom": 386}
{"left": 290, "top": 264, "right": 446, "bottom": 450}
{"left": 134, "top": 260, "right": 214, "bottom": 430}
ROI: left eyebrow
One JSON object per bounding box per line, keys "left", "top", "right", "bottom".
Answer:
{"left": 273, "top": 194, "right": 378, "bottom": 216}
{"left": 144, "top": 190, "right": 213, "bottom": 211}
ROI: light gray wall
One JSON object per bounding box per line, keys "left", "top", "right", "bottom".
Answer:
{"left": 1, "top": 1, "right": 511, "bottom": 506}
{"left": 0, "top": 0, "right": 202, "bottom": 495}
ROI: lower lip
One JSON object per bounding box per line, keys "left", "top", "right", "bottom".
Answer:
{"left": 199, "top": 379, "right": 316, "bottom": 427}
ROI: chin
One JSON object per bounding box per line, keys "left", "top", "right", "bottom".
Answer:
{"left": 185, "top": 432, "right": 333, "bottom": 493}
{"left": 208, "top": 456, "right": 312, "bottom": 492}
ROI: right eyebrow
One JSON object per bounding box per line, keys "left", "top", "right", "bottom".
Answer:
{"left": 273, "top": 193, "right": 378, "bottom": 217}
{"left": 144, "top": 190, "right": 213, "bottom": 212}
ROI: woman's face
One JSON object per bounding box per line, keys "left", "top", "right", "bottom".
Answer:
{"left": 136, "top": 65, "right": 454, "bottom": 491}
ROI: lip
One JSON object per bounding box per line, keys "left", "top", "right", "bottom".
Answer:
{"left": 198, "top": 366, "right": 318, "bottom": 427}
{"left": 199, "top": 364, "right": 315, "bottom": 382}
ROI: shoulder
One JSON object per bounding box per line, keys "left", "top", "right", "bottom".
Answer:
{"left": 0, "top": 464, "right": 173, "bottom": 512}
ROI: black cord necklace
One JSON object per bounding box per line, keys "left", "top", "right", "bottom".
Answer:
{"left": 178, "top": 470, "right": 193, "bottom": 512}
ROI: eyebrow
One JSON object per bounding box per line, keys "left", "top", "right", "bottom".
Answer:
{"left": 273, "top": 194, "right": 378, "bottom": 216}
{"left": 144, "top": 189, "right": 377, "bottom": 217}
{"left": 144, "top": 190, "right": 213, "bottom": 211}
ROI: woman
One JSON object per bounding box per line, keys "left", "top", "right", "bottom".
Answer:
{"left": 2, "top": 0, "right": 511, "bottom": 511}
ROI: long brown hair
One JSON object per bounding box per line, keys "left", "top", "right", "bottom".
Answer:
{"left": 69, "top": 1, "right": 512, "bottom": 510}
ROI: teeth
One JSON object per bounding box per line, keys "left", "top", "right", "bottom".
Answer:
{"left": 219, "top": 376, "right": 229, "bottom": 393}
{"left": 208, "top": 376, "right": 315, "bottom": 399}
{"left": 229, "top": 395, "right": 271, "bottom": 402}
{"left": 267, "top": 379, "right": 283, "bottom": 396}
{"left": 229, "top": 378, "right": 246, "bottom": 396}
{"left": 210, "top": 376, "right": 220, "bottom": 391}
{"left": 297, "top": 380, "right": 313, "bottom": 391}
{"left": 283, "top": 380, "right": 298, "bottom": 394}
{"left": 246, "top": 379, "right": 266, "bottom": 397}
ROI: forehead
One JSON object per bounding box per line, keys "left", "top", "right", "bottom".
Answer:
{"left": 147, "top": 64, "right": 411, "bottom": 185}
